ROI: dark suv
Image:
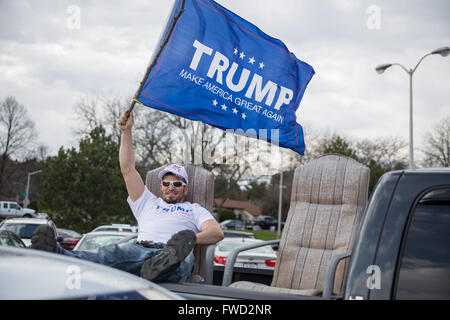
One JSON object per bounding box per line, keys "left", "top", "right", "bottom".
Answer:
{"left": 254, "top": 216, "right": 284, "bottom": 230}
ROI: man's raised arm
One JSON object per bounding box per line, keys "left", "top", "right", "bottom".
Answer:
{"left": 117, "top": 111, "right": 145, "bottom": 202}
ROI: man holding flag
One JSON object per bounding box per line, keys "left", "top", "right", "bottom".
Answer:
{"left": 31, "top": 110, "right": 224, "bottom": 283}
{"left": 31, "top": 0, "right": 314, "bottom": 283}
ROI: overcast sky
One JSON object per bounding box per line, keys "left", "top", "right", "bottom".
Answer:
{"left": 1, "top": 0, "right": 449, "bottom": 163}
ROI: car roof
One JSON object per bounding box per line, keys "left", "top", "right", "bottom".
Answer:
{"left": 0, "top": 218, "right": 51, "bottom": 224}
{"left": 82, "top": 231, "right": 137, "bottom": 237}
{"left": 93, "top": 225, "right": 137, "bottom": 231}
{"left": 94, "top": 224, "right": 136, "bottom": 228}
{"left": 0, "top": 246, "right": 183, "bottom": 300}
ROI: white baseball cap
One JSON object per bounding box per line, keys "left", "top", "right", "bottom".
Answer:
{"left": 158, "top": 164, "right": 189, "bottom": 184}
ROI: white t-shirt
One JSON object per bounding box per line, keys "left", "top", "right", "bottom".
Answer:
{"left": 127, "top": 186, "right": 215, "bottom": 243}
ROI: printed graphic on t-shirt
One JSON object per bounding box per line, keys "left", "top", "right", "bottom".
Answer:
{"left": 155, "top": 204, "right": 193, "bottom": 217}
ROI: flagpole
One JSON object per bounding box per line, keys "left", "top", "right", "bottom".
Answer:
{"left": 120, "top": 0, "right": 186, "bottom": 125}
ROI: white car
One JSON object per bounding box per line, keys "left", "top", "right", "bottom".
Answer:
{"left": 0, "top": 218, "right": 57, "bottom": 247}
{"left": 92, "top": 224, "right": 138, "bottom": 233}
{"left": 214, "top": 237, "right": 277, "bottom": 270}
{"left": 0, "top": 246, "right": 182, "bottom": 300}
{"left": 0, "top": 201, "right": 37, "bottom": 219}
{"left": 73, "top": 231, "right": 136, "bottom": 252}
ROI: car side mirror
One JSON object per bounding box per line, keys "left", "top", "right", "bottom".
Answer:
{"left": 57, "top": 236, "right": 64, "bottom": 243}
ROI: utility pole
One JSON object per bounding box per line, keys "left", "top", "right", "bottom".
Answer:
{"left": 23, "top": 170, "right": 42, "bottom": 208}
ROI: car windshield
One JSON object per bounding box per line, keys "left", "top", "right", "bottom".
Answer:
{"left": 0, "top": 231, "right": 25, "bottom": 247}
{"left": 218, "top": 241, "right": 274, "bottom": 254}
{"left": 1, "top": 223, "right": 39, "bottom": 239}
{"left": 95, "top": 227, "right": 119, "bottom": 232}
{"left": 77, "top": 234, "right": 126, "bottom": 252}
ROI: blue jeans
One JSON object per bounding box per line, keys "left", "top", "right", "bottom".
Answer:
{"left": 58, "top": 242, "right": 194, "bottom": 283}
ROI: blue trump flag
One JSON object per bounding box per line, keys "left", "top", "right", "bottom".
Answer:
{"left": 135, "top": 0, "right": 315, "bottom": 155}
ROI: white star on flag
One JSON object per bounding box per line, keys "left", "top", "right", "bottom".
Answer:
{"left": 248, "top": 57, "right": 255, "bottom": 64}
{"left": 221, "top": 104, "right": 228, "bottom": 111}
{"left": 232, "top": 107, "right": 238, "bottom": 114}
{"left": 241, "top": 113, "right": 247, "bottom": 120}
{"left": 259, "top": 62, "right": 265, "bottom": 69}
{"left": 239, "top": 52, "right": 245, "bottom": 59}
{"left": 234, "top": 48, "right": 238, "bottom": 55}
{"left": 212, "top": 99, "right": 218, "bottom": 106}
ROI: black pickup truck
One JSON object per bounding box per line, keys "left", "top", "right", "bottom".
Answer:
{"left": 162, "top": 169, "right": 450, "bottom": 300}
{"left": 345, "top": 168, "right": 450, "bottom": 300}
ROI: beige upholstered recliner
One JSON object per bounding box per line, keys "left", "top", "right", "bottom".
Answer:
{"left": 145, "top": 164, "right": 216, "bottom": 283}
{"left": 223, "top": 154, "right": 370, "bottom": 297}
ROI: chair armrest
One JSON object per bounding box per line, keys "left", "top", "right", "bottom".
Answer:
{"left": 203, "top": 244, "right": 216, "bottom": 285}
{"left": 222, "top": 240, "right": 280, "bottom": 287}
{"left": 322, "top": 252, "right": 351, "bottom": 299}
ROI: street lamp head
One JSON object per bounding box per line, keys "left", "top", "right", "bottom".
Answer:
{"left": 375, "top": 63, "right": 392, "bottom": 74}
{"left": 431, "top": 46, "right": 450, "bottom": 57}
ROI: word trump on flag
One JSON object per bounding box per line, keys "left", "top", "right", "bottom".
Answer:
{"left": 136, "top": 0, "right": 315, "bottom": 155}
{"left": 188, "top": 40, "right": 295, "bottom": 111}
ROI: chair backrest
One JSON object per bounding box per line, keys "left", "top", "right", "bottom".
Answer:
{"left": 145, "top": 164, "right": 215, "bottom": 279}
{"left": 271, "top": 154, "right": 370, "bottom": 294}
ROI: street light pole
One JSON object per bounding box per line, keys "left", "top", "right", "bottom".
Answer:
{"left": 277, "top": 171, "right": 283, "bottom": 239}
{"left": 409, "top": 70, "right": 414, "bottom": 170}
{"left": 375, "top": 46, "right": 450, "bottom": 170}
{"left": 24, "top": 170, "right": 42, "bottom": 208}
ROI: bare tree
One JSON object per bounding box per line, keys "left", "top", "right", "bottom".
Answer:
{"left": 355, "top": 136, "right": 408, "bottom": 170}
{"left": 72, "top": 95, "right": 101, "bottom": 138}
{"left": 0, "top": 96, "right": 37, "bottom": 196}
{"left": 134, "top": 109, "right": 179, "bottom": 170}
{"left": 421, "top": 117, "right": 450, "bottom": 168}
{"left": 71, "top": 94, "right": 179, "bottom": 170}
{"left": 103, "top": 95, "right": 132, "bottom": 146}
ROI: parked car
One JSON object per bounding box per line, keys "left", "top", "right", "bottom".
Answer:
{"left": 36, "top": 212, "right": 49, "bottom": 219}
{"left": 0, "top": 218, "right": 57, "bottom": 247}
{"left": 0, "top": 201, "right": 37, "bottom": 219}
{"left": 223, "top": 230, "right": 255, "bottom": 238}
{"left": 214, "top": 237, "right": 277, "bottom": 270}
{"left": 92, "top": 224, "right": 138, "bottom": 233}
{"left": 254, "top": 215, "right": 284, "bottom": 230}
{"left": 74, "top": 231, "right": 136, "bottom": 252}
{"left": 0, "top": 229, "right": 26, "bottom": 248}
{"left": 0, "top": 246, "right": 183, "bottom": 300}
{"left": 56, "top": 228, "right": 82, "bottom": 250}
{"left": 219, "top": 219, "right": 244, "bottom": 230}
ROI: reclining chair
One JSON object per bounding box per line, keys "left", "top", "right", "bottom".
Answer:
{"left": 145, "top": 164, "right": 216, "bottom": 284}
{"left": 222, "top": 154, "right": 370, "bottom": 297}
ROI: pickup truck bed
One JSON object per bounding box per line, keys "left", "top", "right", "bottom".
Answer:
{"left": 161, "top": 169, "right": 450, "bottom": 300}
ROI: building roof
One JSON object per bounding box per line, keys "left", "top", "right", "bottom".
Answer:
{"left": 214, "top": 198, "right": 262, "bottom": 217}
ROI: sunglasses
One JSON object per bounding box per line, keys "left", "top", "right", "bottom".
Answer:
{"left": 161, "top": 181, "right": 187, "bottom": 188}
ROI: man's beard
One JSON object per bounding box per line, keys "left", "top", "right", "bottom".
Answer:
{"left": 163, "top": 193, "right": 185, "bottom": 204}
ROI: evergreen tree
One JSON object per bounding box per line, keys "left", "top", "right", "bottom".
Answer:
{"left": 39, "top": 125, "right": 136, "bottom": 233}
